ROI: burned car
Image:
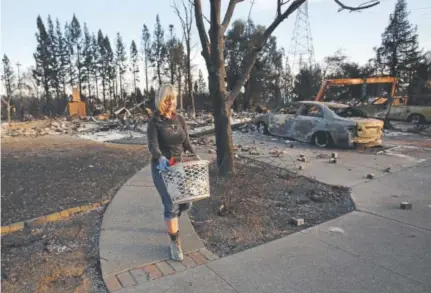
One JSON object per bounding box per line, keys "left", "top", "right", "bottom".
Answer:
{"left": 254, "top": 101, "right": 384, "bottom": 148}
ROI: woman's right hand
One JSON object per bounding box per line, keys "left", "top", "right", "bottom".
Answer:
{"left": 157, "top": 156, "right": 170, "bottom": 172}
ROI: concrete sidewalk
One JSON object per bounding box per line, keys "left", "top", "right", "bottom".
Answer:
{"left": 99, "top": 165, "right": 205, "bottom": 277}
{"left": 99, "top": 147, "right": 431, "bottom": 293}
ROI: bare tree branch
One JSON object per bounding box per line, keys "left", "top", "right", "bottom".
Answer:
{"left": 193, "top": 0, "right": 212, "bottom": 67}
{"left": 277, "top": 0, "right": 282, "bottom": 17}
{"left": 247, "top": 0, "right": 255, "bottom": 21}
{"left": 221, "top": 0, "right": 244, "bottom": 34}
{"left": 173, "top": 2, "right": 187, "bottom": 31}
{"left": 333, "top": 0, "right": 380, "bottom": 12}
{"left": 227, "top": 0, "right": 306, "bottom": 106}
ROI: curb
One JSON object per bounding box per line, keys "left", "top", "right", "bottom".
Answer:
{"left": 1, "top": 199, "right": 111, "bottom": 236}
{"left": 104, "top": 248, "right": 219, "bottom": 292}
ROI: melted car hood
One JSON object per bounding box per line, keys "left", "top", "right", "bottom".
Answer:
{"left": 347, "top": 117, "right": 384, "bottom": 127}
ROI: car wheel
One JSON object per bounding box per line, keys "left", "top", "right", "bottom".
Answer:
{"left": 408, "top": 113, "right": 426, "bottom": 129}
{"left": 256, "top": 122, "right": 269, "bottom": 134}
{"left": 313, "top": 131, "right": 332, "bottom": 148}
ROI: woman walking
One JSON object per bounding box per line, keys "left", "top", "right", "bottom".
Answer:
{"left": 147, "top": 84, "right": 199, "bottom": 261}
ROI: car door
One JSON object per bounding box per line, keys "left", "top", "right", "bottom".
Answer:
{"left": 268, "top": 107, "right": 296, "bottom": 137}
{"left": 291, "top": 104, "right": 325, "bottom": 142}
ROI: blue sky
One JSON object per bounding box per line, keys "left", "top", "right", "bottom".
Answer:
{"left": 1, "top": 0, "right": 430, "bottom": 92}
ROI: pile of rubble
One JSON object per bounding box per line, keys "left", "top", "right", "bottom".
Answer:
{"left": 1, "top": 110, "right": 256, "bottom": 141}
{"left": 1, "top": 114, "right": 149, "bottom": 139}
{"left": 2, "top": 119, "right": 79, "bottom": 138}
{"left": 186, "top": 111, "right": 256, "bottom": 135}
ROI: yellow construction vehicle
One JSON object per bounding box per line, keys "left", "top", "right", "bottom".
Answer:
{"left": 315, "top": 76, "right": 398, "bottom": 102}
{"left": 68, "top": 87, "right": 86, "bottom": 118}
{"left": 315, "top": 76, "right": 431, "bottom": 127}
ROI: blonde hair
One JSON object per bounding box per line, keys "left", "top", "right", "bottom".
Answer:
{"left": 156, "top": 83, "right": 177, "bottom": 116}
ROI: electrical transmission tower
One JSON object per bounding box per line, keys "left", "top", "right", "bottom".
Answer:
{"left": 288, "top": 1, "right": 315, "bottom": 74}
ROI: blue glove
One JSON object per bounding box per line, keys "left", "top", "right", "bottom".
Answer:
{"left": 157, "top": 156, "right": 170, "bottom": 172}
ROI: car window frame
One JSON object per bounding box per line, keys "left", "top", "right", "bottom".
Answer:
{"left": 298, "top": 104, "right": 325, "bottom": 118}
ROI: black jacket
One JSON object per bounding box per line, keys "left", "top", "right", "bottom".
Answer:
{"left": 147, "top": 113, "right": 195, "bottom": 162}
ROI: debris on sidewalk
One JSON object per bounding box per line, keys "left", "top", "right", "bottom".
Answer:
{"left": 366, "top": 173, "right": 375, "bottom": 179}
{"left": 249, "top": 148, "right": 260, "bottom": 155}
{"left": 290, "top": 218, "right": 305, "bottom": 226}
{"left": 241, "top": 146, "right": 251, "bottom": 152}
{"left": 297, "top": 154, "right": 306, "bottom": 162}
{"left": 328, "top": 227, "right": 346, "bottom": 234}
{"left": 316, "top": 153, "right": 330, "bottom": 159}
{"left": 400, "top": 202, "right": 413, "bottom": 210}
{"left": 269, "top": 148, "right": 284, "bottom": 157}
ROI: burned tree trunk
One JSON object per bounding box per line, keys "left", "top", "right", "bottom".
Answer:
{"left": 209, "top": 76, "right": 235, "bottom": 175}
{"left": 207, "top": 1, "right": 236, "bottom": 175}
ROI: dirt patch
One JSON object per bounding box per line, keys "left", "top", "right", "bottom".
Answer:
{"left": 1, "top": 135, "right": 151, "bottom": 293}
{"left": 189, "top": 158, "right": 354, "bottom": 257}
{"left": 1, "top": 211, "right": 107, "bottom": 293}
{"left": 1, "top": 135, "right": 150, "bottom": 225}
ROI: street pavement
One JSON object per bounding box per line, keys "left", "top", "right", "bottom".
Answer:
{"left": 99, "top": 133, "right": 431, "bottom": 293}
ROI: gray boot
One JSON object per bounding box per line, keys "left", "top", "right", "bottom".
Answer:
{"left": 169, "top": 232, "right": 184, "bottom": 261}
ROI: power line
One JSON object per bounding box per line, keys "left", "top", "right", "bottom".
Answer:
{"left": 410, "top": 7, "right": 431, "bottom": 11}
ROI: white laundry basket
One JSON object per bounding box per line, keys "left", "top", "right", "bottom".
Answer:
{"left": 160, "top": 160, "right": 210, "bottom": 204}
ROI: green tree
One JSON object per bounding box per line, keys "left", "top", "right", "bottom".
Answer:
{"left": 196, "top": 69, "right": 206, "bottom": 94}
{"left": 1, "top": 54, "right": 16, "bottom": 122}
{"left": 82, "top": 23, "right": 94, "bottom": 97}
{"left": 91, "top": 33, "right": 100, "bottom": 99}
{"left": 293, "top": 66, "right": 322, "bottom": 101}
{"left": 47, "top": 15, "right": 61, "bottom": 101}
{"left": 151, "top": 15, "right": 167, "bottom": 86}
{"left": 321, "top": 49, "right": 363, "bottom": 101}
{"left": 173, "top": 42, "right": 185, "bottom": 109}
{"left": 33, "top": 15, "right": 53, "bottom": 105}
{"left": 376, "top": 0, "right": 423, "bottom": 92}
{"left": 409, "top": 51, "right": 431, "bottom": 95}
{"left": 166, "top": 24, "right": 178, "bottom": 85}
{"left": 225, "top": 19, "right": 284, "bottom": 110}
{"left": 97, "top": 30, "right": 108, "bottom": 108}
{"left": 141, "top": 23, "right": 151, "bottom": 92}
{"left": 280, "top": 52, "right": 293, "bottom": 104}
{"left": 103, "top": 35, "right": 116, "bottom": 107}
{"left": 115, "top": 32, "right": 127, "bottom": 102}
{"left": 55, "top": 19, "right": 69, "bottom": 97}
{"left": 130, "top": 40, "right": 140, "bottom": 95}
{"left": 66, "top": 14, "right": 83, "bottom": 96}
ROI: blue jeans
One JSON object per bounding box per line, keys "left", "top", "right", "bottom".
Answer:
{"left": 151, "top": 162, "right": 192, "bottom": 221}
